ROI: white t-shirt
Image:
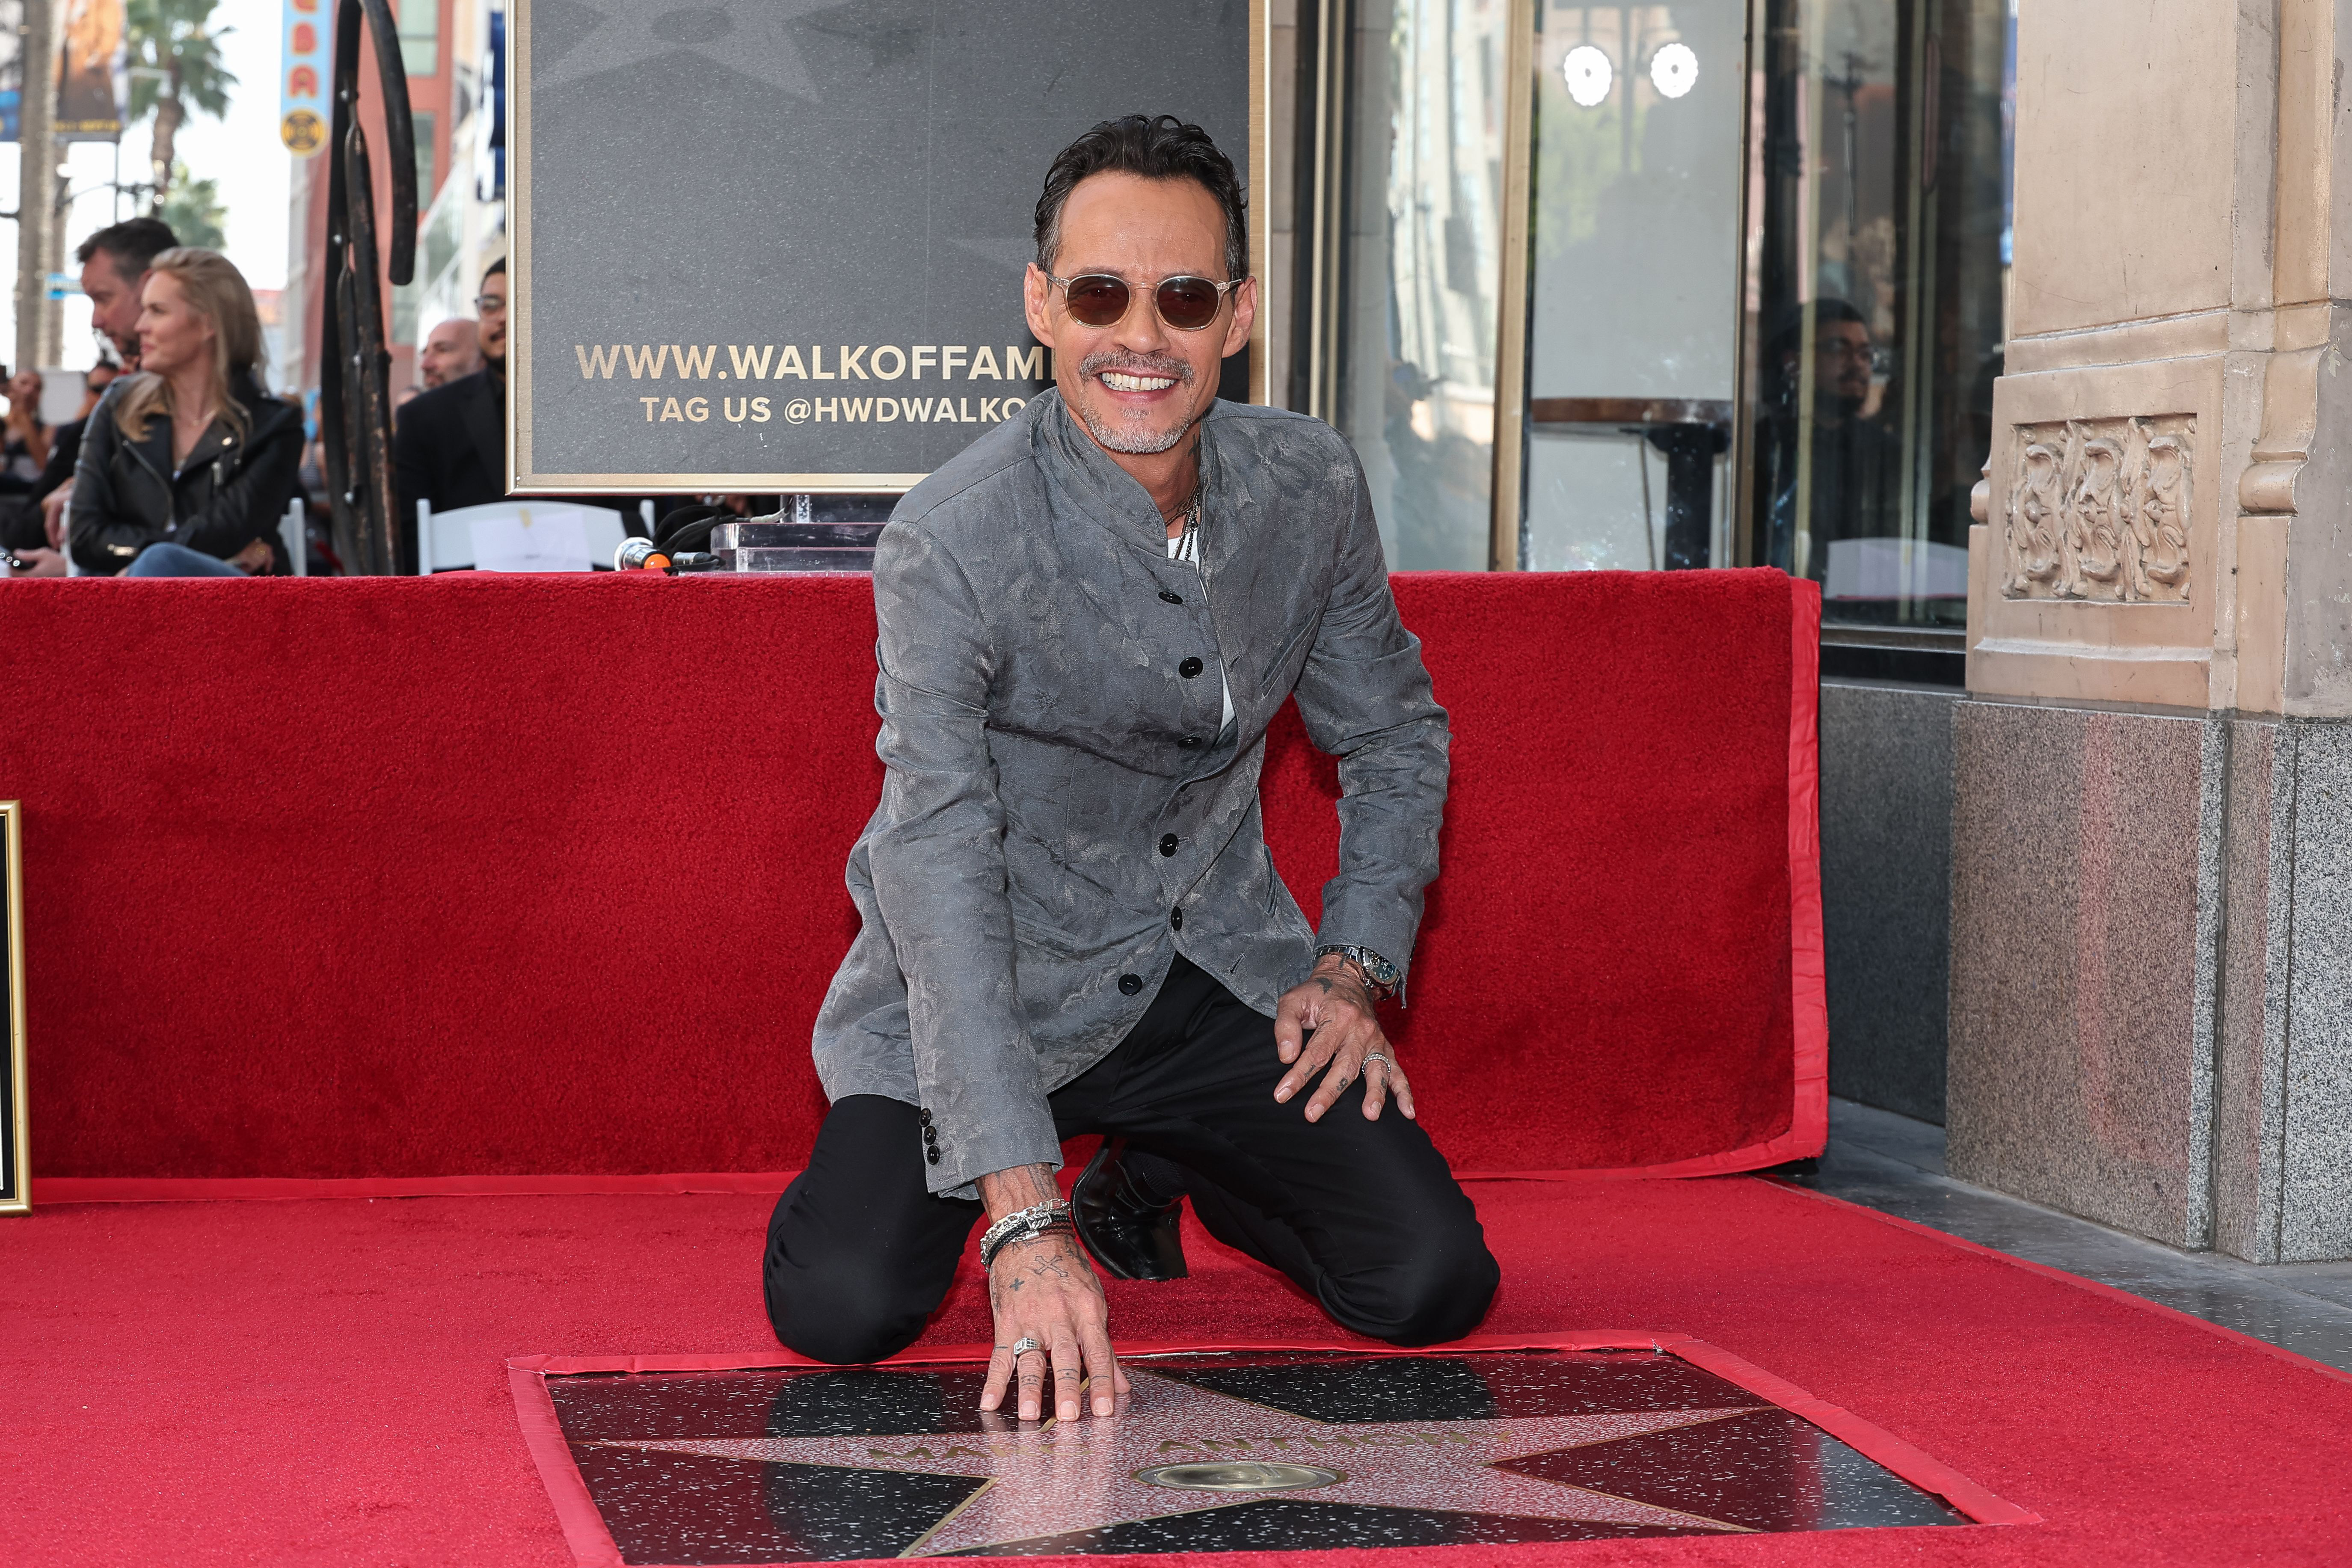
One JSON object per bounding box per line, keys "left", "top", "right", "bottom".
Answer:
{"left": 1168, "top": 526, "right": 1236, "bottom": 734}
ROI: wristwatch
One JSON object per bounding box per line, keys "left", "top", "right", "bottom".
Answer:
{"left": 1315, "top": 943, "right": 1401, "bottom": 1003}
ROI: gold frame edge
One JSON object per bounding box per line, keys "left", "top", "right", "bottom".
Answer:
{"left": 1488, "top": 0, "right": 1537, "bottom": 572}
{"left": 2, "top": 802, "right": 27, "bottom": 1215}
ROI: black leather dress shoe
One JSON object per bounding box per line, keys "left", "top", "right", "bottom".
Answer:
{"left": 1071, "top": 1138, "right": 1189, "bottom": 1281}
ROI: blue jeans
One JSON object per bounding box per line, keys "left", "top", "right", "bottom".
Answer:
{"left": 126, "top": 543, "right": 248, "bottom": 578}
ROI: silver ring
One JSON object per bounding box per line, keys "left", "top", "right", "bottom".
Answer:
{"left": 1363, "top": 1052, "right": 1394, "bottom": 1073}
{"left": 1009, "top": 1337, "right": 1042, "bottom": 1358}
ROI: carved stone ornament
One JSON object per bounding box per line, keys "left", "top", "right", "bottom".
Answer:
{"left": 2002, "top": 415, "right": 2194, "bottom": 602}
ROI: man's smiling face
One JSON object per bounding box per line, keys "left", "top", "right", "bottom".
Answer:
{"left": 1024, "top": 170, "right": 1255, "bottom": 460}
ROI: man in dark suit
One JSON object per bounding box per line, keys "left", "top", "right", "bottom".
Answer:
{"left": 394, "top": 259, "right": 650, "bottom": 572}
{"left": 393, "top": 259, "right": 509, "bottom": 573}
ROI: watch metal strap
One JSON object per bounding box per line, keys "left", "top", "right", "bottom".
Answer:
{"left": 1315, "top": 943, "right": 1401, "bottom": 1001}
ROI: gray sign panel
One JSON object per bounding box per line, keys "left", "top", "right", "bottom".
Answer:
{"left": 511, "top": 0, "right": 1266, "bottom": 493}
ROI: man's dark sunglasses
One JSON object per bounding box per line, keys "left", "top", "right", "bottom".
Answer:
{"left": 1046, "top": 272, "right": 1242, "bottom": 332}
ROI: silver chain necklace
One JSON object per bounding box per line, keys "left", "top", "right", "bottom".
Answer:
{"left": 1172, "top": 489, "right": 1202, "bottom": 560}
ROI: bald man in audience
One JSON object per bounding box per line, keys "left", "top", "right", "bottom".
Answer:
{"left": 418, "top": 318, "right": 483, "bottom": 390}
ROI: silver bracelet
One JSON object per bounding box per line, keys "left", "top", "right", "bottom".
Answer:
{"left": 980, "top": 1201, "right": 1072, "bottom": 1269}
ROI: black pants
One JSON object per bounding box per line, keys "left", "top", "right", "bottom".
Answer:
{"left": 765, "top": 956, "right": 1499, "bottom": 1364}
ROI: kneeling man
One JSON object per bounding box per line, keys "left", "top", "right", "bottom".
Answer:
{"left": 765, "top": 114, "right": 1498, "bottom": 1421}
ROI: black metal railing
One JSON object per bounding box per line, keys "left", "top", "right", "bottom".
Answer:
{"left": 319, "top": 0, "right": 416, "bottom": 577}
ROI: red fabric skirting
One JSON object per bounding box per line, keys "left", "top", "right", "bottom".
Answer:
{"left": 2, "top": 569, "right": 1821, "bottom": 1183}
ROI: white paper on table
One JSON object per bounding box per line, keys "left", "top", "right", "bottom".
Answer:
{"left": 470, "top": 507, "right": 593, "bottom": 573}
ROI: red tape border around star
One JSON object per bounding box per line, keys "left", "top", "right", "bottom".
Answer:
{"left": 37, "top": 580, "right": 1830, "bottom": 1206}
{"left": 507, "top": 1328, "right": 2038, "bottom": 1568}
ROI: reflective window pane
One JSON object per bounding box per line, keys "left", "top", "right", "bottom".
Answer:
{"left": 1522, "top": 3, "right": 1747, "bottom": 572}
{"left": 1338, "top": 0, "right": 1510, "bottom": 570}
{"left": 1750, "top": 0, "right": 2009, "bottom": 625}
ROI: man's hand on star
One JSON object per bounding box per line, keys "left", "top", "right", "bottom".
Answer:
{"left": 1273, "top": 954, "right": 1416, "bottom": 1123}
{"left": 977, "top": 1164, "right": 1129, "bottom": 1422}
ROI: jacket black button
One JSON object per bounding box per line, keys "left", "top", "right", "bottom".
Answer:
{"left": 1118, "top": 972, "right": 1144, "bottom": 995}
{"left": 919, "top": 1108, "right": 932, "bottom": 1125}
{"left": 1158, "top": 833, "right": 1178, "bottom": 856}
{"left": 1158, "top": 590, "right": 1183, "bottom": 605}
{"left": 1178, "top": 735, "right": 1202, "bottom": 750}
{"left": 925, "top": 1146, "right": 940, "bottom": 1164}
{"left": 1170, "top": 908, "right": 1183, "bottom": 930}
{"left": 1179, "top": 656, "right": 1204, "bottom": 678}
{"left": 922, "top": 1125, "right": 937, "bottom": 1144}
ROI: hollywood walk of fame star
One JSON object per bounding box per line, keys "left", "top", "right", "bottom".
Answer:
{"left": 590, "top": 1369, "right": 1770, "bottom": 1555}
{"left": 534, "top": 2, "right": 853, "bottom": 99}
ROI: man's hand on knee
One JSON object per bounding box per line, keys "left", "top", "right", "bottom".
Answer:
{"left": 1273, "top": 954, "right": 1417, "bottom": 1123}
{"left": 976, "top": 1164, "right": 1127, "bottom": 1422}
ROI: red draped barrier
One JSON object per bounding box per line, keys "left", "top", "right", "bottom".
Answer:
{"left": 0, "top": 568, "right": 1820, "bottom": 1187}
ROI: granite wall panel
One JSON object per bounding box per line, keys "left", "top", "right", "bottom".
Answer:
{"left": 1947, "top": 700, "right": 2220, "bottom": 1247}
{"left": 2282, "top": 723, "right": 2352, "bottom": 1261}
{"left": 1819, "top": 682, "right": 1958, "bottom": 1124}
{"left": 2213, "top": 717, "right": 2293, "bottom": 1263}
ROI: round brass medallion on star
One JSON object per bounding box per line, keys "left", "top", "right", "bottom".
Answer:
{"left": 1132, "top": 1461, "right": 1346, "bottom": 1494}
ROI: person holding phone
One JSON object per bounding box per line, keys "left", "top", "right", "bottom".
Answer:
{"left": 67, "top": 248, "right": 302, "bottom": 578}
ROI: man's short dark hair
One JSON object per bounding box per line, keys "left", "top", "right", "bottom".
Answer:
{"left": 75, "top": 216, "right": 179, "bottom": 280}
{"left": 1768, "top": 297, "right": 1869, "bottom": 362}
{"left": 483, "top": 257, "right": 507, "bottom": 288}
{"left": 1035, "top": 115, "right": 1248, "bottom": 284}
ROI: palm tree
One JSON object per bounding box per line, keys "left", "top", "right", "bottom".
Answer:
{"left": 158, "top": 163, "right": 227, "bottom": 249}
{"left": 125, "top": 0, "right": 236, "bottom": 216}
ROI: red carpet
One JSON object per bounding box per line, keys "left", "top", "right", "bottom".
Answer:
{"left": 5, "top": 1177, "right": 2347, "bottom": 1565}
{"left": 0, "top": 569, "right": 1821, "bottom": 1187}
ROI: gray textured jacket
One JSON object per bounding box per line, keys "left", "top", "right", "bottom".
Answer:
{"left": 812, "top": 390, "right": 1449, "bottom": 1197}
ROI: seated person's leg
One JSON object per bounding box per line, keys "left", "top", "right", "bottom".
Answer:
{"left": 125, "top": 542, "right": 246, "bottom": 577}
{"left": 1101, "top": 960, "right": 1499, "bottom": 1346}
{"left": 764, "top": 1094, "right": 982, "bottom": 1364}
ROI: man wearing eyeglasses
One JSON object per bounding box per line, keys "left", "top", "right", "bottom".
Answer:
{"left": 394, "top": 260, "right": 512, "bottom": 572}
{"left": 1759, "top": 297, "right": 1903, "bottom": 584}
{"left": 767, "top": 115, "right": 1495, "bottom": 1423}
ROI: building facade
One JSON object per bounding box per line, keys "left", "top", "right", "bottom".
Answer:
{"left": 1949, "top": 0, "right": 2352, "bottom": 1264}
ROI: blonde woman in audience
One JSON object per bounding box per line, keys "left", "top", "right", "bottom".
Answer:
{"left": 67, "top": 248, "right": 303, "bottom": 577}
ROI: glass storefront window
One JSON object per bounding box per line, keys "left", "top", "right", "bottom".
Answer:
{"left": 1519, "top": 2, "right": 1747, "bottom": 572}
{"left": 1335, "top": 0, "right": 1510, "bottom": 571}
{"left": 1309, "top": 0, "right": 2009, "bottom": 602}
{"left": 1748, "top": 0, "right": 2008, "bottom": 625}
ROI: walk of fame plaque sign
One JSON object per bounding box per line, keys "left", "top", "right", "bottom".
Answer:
{"left": 521, "top": 1349, "right": 1990, "bottom": 1562}
{"left": 508, "top": 0, "right": 1265, "bottom": 495}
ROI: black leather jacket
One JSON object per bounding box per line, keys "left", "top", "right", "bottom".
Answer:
{"left": 67, "top": 372, "right": 304, "bottom": 575}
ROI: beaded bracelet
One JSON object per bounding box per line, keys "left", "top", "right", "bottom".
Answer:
{"left": 979, "top": 1201, "right": 1074, "bottom": 1270}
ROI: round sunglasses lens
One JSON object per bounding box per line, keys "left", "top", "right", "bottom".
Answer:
{"left": 1064, "top": 277, "right": 1130, "bottom": 326}
{"left": 1157, "top": 279, "right": 1222, "bottom": 330}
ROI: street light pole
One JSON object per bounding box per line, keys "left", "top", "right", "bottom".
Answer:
{"left": 14, "top": 0, "right": 54, "bottom": 377}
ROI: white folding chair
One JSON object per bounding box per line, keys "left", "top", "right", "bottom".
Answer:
{"left": 281, "top": 499, "right": 307, "bottom": 577}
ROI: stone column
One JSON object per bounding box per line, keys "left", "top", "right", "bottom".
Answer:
{"left": 1949, "top": 0, "right": 2352, "bottom": 1262}
{"left": 12, "top": 0, "right": 53, "bottom": 379}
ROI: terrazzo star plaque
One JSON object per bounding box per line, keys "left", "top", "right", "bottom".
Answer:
{"left": 534, "top": 1350, "right": 1970, "bottom": 1562}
